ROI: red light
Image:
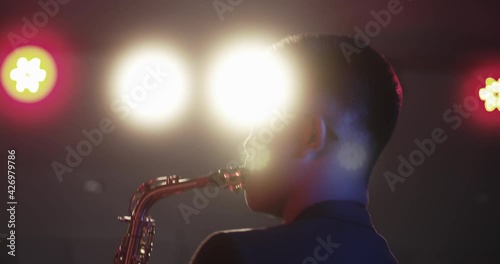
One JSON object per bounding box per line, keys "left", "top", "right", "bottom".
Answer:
{"left": 0, "top": 24, "right": 78, "bottom": 129}
{"left": 459, "top": 57, "right": 500, "bottom": 133}
{"left": 479, "top": 77, "right": 500, "bottom": 112}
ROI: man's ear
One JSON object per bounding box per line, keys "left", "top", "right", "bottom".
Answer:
{"left": 297, "top": 115, "right": 327, "bottom": 157}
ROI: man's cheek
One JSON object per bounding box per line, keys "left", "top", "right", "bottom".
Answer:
{"left": 272, "top": 132, "right": 299, "bottom": 157}
{"left": 244, "top": 175, "right": 268, "bottom": 203}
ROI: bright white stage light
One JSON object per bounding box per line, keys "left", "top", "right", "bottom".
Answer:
{"left": 209, "top": 46, "right": 292, "bottom": 127}
{"left": 110, "top": 44, "right": 188, "bottom": 126}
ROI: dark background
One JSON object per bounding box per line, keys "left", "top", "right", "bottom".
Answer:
{"left": 1, "top": 0, "right": 500, "bottom": 263}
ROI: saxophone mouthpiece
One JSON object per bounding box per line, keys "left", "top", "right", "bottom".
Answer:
{"left": 210, "top": 166, "right": 247, "bottom": 192}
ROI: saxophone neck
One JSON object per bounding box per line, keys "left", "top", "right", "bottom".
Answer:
{"left": 128, "top": 166, "right": 246, "bottom": 216}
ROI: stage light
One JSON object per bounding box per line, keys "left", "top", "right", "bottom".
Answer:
{"left": 479, "top": 77, "right": 500, "bottom": 112}
{"left": 110, "top": 44, "right": 188, "bottom": 126}
{"left": 209, "top": 46, "right": 292, "bottom": 127}
{"left": 1, "top": 46, "right": 57, "bottom": 103}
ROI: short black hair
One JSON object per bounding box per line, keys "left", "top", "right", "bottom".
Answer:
{"left": 270, "top": 33, "right": 403, "bottom": 161}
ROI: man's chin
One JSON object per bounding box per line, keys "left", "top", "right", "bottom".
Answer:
{"left": 244, "top": 189, "right": 283, "bottom": 219}
{"left": 244, "top": 189, "right": 267, "bottom": 213}
{"left": 243, "top": 189, "right": 258, "bottom": 211}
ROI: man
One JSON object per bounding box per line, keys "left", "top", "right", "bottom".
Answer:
{"left": 191, "top": 33, "right": 402, "bottom": 263}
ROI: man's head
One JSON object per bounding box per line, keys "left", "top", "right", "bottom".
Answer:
{"left": 242, "top": 33, "right": 403, "bottom": 219}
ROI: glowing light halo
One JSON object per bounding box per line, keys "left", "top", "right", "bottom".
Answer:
{"left": 337, "top": 141, "right": 368, "bottom": 171}
{"left": 479, "top": 77, "right": 500, "bottom": 112}
{"left": 109, "top": 43, "right": 189, "bottom": 127}
{"left": 1, "top": 46, "right": 57, "bottom": 103}
{"left": 209, "top": 45, "right": 292, "bottom": 127}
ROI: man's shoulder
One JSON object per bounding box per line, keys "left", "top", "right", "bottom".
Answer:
{"left": 192, "top": 218, "right": 397, "bottom": 264}
{"left": 190, "top": 229, "right": 245, "bottom": 264}
{"left": 190, "top": 225, "right": 302, "bottom": 264}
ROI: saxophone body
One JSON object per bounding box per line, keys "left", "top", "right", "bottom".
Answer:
{"left": 114, "top": 167, "right": 246, "bottom": 264}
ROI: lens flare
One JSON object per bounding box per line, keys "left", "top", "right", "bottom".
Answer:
{"left": 110, "top": 44, "right": 188, "bottom": 126}
{"left": 209, "top": 47, "right": 292, "bottom": 127}
{"left": 337, "top": 141, "right": 367, "bottom": 171}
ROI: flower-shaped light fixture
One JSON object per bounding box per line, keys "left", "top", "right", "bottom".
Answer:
{"left": 1, "top": 46, "right": 57, "bottom": 103}
{"left": 479, "top": 77, "right": 500, "bottom": 112}
{"left": 10, "top": 57, "right": 47, "bottom": 93}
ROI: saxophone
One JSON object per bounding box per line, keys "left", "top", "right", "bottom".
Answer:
{"left": 113, "top": 166, "right": 246, "bottom": 264}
